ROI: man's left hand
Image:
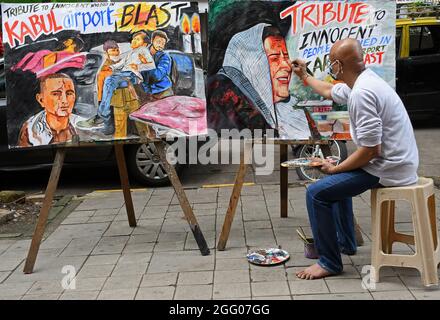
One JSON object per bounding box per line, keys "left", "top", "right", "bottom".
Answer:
{"left": 320, "top": 160, "right": 337, "bottom": 175}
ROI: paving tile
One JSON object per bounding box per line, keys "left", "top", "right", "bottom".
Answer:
{"left": 251, "top": 268, "right": 287, "bottom": 282}
{"left": 213, "top": 282, "right": 251, "bottom": 299}
{"left": 371, "top": 290, "right": 415, "bottom": 300}
{"left": 91, "top": 236, "right": 129, "bottom": 255}
{"left": 135, "top": 286, "right": 175, "bottom": 300}
{"left": 102, "top": 275, "right": 143, "bottom": 290}
{"left": 22, "top": 293, "right": 60, "bottom": 300}
{"left": 0, "top": 257, "right": 24, "bottom": 272}
{"left": 400, "top": 275, "right": 434, "bottom": 290}
{"left": 289, "top": 279, "right": 329, "bottom": 295}
{"left": 148, "top": 251, "right": 214, "bottom": 273}
{"left": 367, "top": 277, "right": 407, "bottom": 292}
{"left": 84, "top": 254, "right": 120, "bottom": 266}
{"left": 111, "top": 262, "right": 148, "bottom": 276}
{"left": 77, "top": 264, "right": 114, "bottom": 278}
{"left": 326, "top": 278, "right": 368, "bottom": 294}
{"left": 178, "top": 271, "right": 213, "bottom": 285}
{"left": 122, "top": 242, "right": 155, "bottom": 254}
{"left": 97, "top": 288, "right": 137, "bottom": 300}
{"left": 252, "top": 295, "right": 292, "bottom": 300}
{"left": 215, "top": 258, "right": 249, "bottom": 271}
{"left": 28, "top": 280, "right": 64, "bottom": 295}
{"left": 0, "top": 281, "right": 34, "bottom": 296}
{"left": 6, "top": 256, "right": 88, "bottom": 283}
{"left": 59, "top": 290, "right": 99, "bottom": 300}
{"left": 411, "top": 288, "right": 440, "bottom": 300}
{"left": 73, "top": 277, "right": 107, "bottom": 292}
{"left": 174, "top": 284, "right": 213, "bottom": 300}
{"left": 141, "top": 273, "right": 178, "bottom": 287}
{"left": 0, "top": 272, "right": 10, "bottom": 284}
{"left": 294, "top": 293, "right": 373, "bottom": 300}
{"left": 251, "top": 281, "right": 290, "bottom": 297}
{"left": 214, "top": 270, "right": 250, "bottom": 284}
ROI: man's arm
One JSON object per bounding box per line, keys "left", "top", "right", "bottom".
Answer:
{"left": 292, "top": 59, "right": 334, "bottom": 100}
{"left": 145, "top": 53, "right": 171, "bottom": 82}
{"left": 324, "top": 145, "right": 381, "bottom": 174}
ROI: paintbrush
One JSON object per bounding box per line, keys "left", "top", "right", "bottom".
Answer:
{"left": 296, "top": 228, "right": 311, "bottom": 244}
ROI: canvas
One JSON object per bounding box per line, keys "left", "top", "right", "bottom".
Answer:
{"left": 2, "top": 1, "right": 207, "bottom": 149}
{"left": 207, "top": 0, "right": 396, "bottom": 140}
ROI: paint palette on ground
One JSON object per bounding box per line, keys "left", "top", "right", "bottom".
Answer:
{"left": 246, "top": 248, "right": 290, "bottom": 266}
{"left": 1, "top": 2, "right": 207, "bottom": 148}
{"left": 207, "top": 0, "right": 396, "bottom": 140}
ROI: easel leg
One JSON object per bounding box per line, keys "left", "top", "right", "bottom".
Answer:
{"left": 114, "top": 144, "right": 137, "bottom": 227}
{"left": 321, "top": 143, "right": 364, "bottom": 246}
{"left": 218, "top": 140, "right": 253, "bottom": 251}
{"left": 154, "top": 141, "right": 210, "bottom": 256}
{"left": 23, "top": 149, "right": 66, "bottom": 274}
{"left": 280, "top": 144, "right": 288, "bottom": 218}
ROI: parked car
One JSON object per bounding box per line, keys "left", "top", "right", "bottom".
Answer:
{"left": 396, "top": 5, "right": 440, "bottom": 120}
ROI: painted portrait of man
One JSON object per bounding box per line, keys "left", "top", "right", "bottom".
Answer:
{"left": 208, "top": 23, "right": 311, "bottom": 139}
{"left": 18, "top": 73, "right": 82, "bottom": 147}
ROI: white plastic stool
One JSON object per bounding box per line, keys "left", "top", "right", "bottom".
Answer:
{"left": 370, "top": 177, "right": 439, "bottom": 287}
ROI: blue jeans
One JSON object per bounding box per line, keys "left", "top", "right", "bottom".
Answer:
{"left": 98, "top": 71, "right": 138, "bottom": 121}
{"left": 306, "top": 169, "right": 381, "bottom": 274}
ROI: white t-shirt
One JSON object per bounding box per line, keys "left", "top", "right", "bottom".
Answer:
{"left": 331, "top": 68, "right": 419, "bottom": 187}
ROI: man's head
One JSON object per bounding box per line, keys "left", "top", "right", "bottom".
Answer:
{"left": 59, "top": 35, "right": 84, "bottom": 53}
{"left": 328, "top": 38, "right": 365, "bottom": 81}
{"left": 151, "top": 30, "right": 169, "bottom": 52}
{"left": 103, "top": 40, "right": 120, "bottom": 57}
{"left": 131, "top": 31, "right": 149, "bottom": 49}
{"left": 263, "top": 26, "right": 292, "bottom": 104}
{"left": 36, "top": 73, "right": 76, "bottom": 121}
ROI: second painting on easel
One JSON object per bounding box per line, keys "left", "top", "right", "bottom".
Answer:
{"left": 207, "top": 0, "right": 396, "bottom": 140}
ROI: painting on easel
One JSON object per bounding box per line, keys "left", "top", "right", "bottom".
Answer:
{"left": 2, "top": 1, "right": 207, "bottom": 149}
{"left": 207, "top": 0, "right": 396, "bottom": 140}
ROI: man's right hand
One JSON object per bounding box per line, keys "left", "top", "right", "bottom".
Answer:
{"left": 291, "top": 59, "right": 308, "bottom": 80}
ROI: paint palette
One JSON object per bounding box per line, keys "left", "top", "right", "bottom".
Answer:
{"left": 246, "top": 248, "right": 290, "bottom": 266}
{"left": 281, "top": 158, "right": 323, "bottom": 168}
{"left": 281, "top": 156, "right": 340, "bottom": 168}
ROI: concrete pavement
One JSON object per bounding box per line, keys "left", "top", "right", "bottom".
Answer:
{"left": 1, "top": 183, "right": 439, "bottom": 300}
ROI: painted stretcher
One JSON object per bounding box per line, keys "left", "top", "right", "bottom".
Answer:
{"left": 129, "top": 95, "right": 208, "bottom": 137}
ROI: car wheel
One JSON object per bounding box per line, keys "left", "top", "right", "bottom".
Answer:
{"left": 125, "top": 143, "right": 181, "bottom": 187}
{"left": 294, "top": 140, "right": 348, "bottom": 182}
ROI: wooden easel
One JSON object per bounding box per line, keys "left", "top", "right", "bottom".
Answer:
{"left": 217, "top": 138, "right": 364, "bottom": 251}
{"left": 23, "top": 141, "right": 209, "bottom": 274}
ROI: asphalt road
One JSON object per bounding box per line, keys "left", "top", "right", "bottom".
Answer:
{"left": 0, "top": 120, "right": 439, "bottom": 196}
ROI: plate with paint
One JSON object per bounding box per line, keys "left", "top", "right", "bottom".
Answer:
{"left": 246, "top": 248, "right": 290, "bottom": 266}
{"left": 281, "top": 158, "right": 323, "bottom": 168}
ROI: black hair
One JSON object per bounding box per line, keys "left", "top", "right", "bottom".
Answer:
{"left": 262, "top": 26, "right": 283, "bottom": 42}
{"left": 131, "top": 30, "right": 149, "bottom": 43}
{"left": 38, "top": 73, "right": 73, "bottom": 93}
{"left": 151, "top": 30, "right": 169, "bottom": 43}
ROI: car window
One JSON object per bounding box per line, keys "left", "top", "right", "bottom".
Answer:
{"left": 410, "top": 25, "right": 440, "bottom": 56}
{"left": 396, "top": 27, "right": 402, "bottom": 57}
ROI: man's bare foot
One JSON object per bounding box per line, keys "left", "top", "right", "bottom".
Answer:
{"left": 296, "top": 263, "right": 334, "bottom": 280}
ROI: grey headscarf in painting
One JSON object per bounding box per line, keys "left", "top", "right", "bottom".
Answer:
{"left": 222, "top": 23, "right": 311, "bottom": 140}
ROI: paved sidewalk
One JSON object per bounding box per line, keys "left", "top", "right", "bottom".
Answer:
{"left": 0, "top": 184, "right": 440, "bottom": 300}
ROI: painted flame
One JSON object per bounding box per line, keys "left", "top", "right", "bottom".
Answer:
{"left": 191, "top": 14, "right": 201, "bottom": 34}
{"left": 181, "top": 14, "right": 191, "bottom": 34}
